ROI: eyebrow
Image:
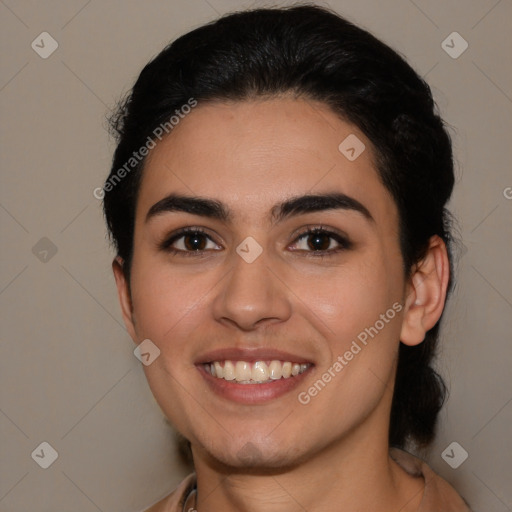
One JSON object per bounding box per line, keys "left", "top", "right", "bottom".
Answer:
{"left": 145, "top": 192, "right": 374, "bottom": 224}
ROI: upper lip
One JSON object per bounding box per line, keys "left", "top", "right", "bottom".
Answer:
{"left": 195, "top": 347, "right": 313, "bottom": 365}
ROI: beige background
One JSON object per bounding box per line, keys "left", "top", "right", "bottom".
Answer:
{"left": 1, "top": 0, "right": 511, "bottom": 511}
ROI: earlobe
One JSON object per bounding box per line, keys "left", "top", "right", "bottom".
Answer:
{"left": 400, "top": 235, "right": 450, "bottom": 347}
{"left": 112, "top": 256, "right": 137, "bottom": 342}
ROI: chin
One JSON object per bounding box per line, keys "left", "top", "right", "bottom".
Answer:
{"left": 194, "top": 435, "right": 307, "bottom": 472}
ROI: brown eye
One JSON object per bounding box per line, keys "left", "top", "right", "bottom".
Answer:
{"left": 304, "top": 232, "right": 333, "bottom": 251}
{"left": 290, "top": 227, "right": 351, "bottom": 255}
{"left": 182, "top": 232, "right": 208, "bottom": 251}
{"left": 159, "top": 228, "right": 222, "bottom": 255}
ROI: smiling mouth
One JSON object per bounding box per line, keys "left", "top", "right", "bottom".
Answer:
{"left": 203, "top": 360, "right": 311, "bottom": 384}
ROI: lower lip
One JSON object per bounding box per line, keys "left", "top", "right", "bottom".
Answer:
{"left": 197, "top": 365, "right": 312, "bottom": 404}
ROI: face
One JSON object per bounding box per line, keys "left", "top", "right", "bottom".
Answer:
{"left": 117, "top": 97, "right": 411, "bottom": 469}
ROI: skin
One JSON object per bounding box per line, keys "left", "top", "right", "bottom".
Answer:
{"left": 113, "top": 97, "right": 450, "bottom": 512}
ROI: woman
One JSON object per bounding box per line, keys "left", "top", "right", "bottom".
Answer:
{"left": 102, "top": 5, "right": 471, "bottom": 511}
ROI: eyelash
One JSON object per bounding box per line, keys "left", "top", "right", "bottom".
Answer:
{"left": 159, "top": 225, "right": 352, "bottom": 258}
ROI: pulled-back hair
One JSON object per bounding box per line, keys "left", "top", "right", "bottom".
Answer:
{"left": 104, "top": 4, "right": 455, "bottom": 450}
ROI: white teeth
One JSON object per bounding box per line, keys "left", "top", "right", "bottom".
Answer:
{"left": 268, "top": 360, "right": 282, "bottom": 380}
{"left": 282, "top": 361, "right": 292, "bottom": 378}
{"left": 223, "top": 361, "right": 236, "bottom": 380}
{"left": 206, "top": 360, "right": 310, "bottom": 383}
{"left": 214, "top": 361, "right": 223, "bottom": 379}
{"left": 235, "top": 361, "right": 251, "bottom": 382}
{"left": 252, "top": 361, "right": 269, "bottom": 381}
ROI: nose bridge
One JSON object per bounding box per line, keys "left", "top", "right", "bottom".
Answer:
{"left": 212, "top": 241, "right": 291, "bottom": 330}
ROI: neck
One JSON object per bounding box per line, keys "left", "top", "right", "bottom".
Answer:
{"left": 191, "top": 420, "right": 424, "bottom": 512}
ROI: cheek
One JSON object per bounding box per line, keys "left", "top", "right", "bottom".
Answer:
{"left": 129, "top": 255, "right": 204, "bottom": 341}
{"left": 297, "top": 256, "right": 399, "bottom": 349}
{"left": 295, "top": 261, "right": 403, "bottom": 432}
{"left": 129, "top": 263, "right": 213, "bottom": 431}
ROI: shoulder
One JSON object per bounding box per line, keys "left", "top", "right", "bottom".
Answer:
{"left": 139, "top": 452, "right": 473, "bottom": 511}
{"left": 141, "top": 473, "right": 196, "bottom": 512}
{"left": 390, "top": 447, "right": 473, "bottom": 512}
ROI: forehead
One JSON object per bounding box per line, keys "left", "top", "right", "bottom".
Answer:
{"left": 136, "top": 97, "right": 397, "bottom": 227}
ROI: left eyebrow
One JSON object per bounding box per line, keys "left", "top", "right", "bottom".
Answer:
{"left": 145, "top": 192, "right": 374, "bottom": 224}
{"left": 270, "top": 192, "right": 374, "bottom": 224}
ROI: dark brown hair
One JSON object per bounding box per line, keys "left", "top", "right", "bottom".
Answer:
{"left": 104, "top": 4, "right": 455, "bottom": 449}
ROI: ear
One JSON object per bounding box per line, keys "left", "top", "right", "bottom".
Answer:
{"left": 400, "top": 235, "right": 450, "bottom": 346}
{"left": 112, "top": 256, "right": 137, "bottom": 343}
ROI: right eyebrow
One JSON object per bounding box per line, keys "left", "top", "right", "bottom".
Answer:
{"left": 146, "top": 194, "right": 231, "bottom": 223}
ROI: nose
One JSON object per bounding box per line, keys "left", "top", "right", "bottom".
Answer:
{"left": 212, "top": 247, "right": 292, "bottom": 332}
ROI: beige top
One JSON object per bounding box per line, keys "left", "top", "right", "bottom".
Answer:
{"left": 143, "top": 448, "right": 472, "bottom": 511}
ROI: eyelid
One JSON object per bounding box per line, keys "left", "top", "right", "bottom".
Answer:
{"left": 159, "top": 224, "right": 352, "bottom": 255}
